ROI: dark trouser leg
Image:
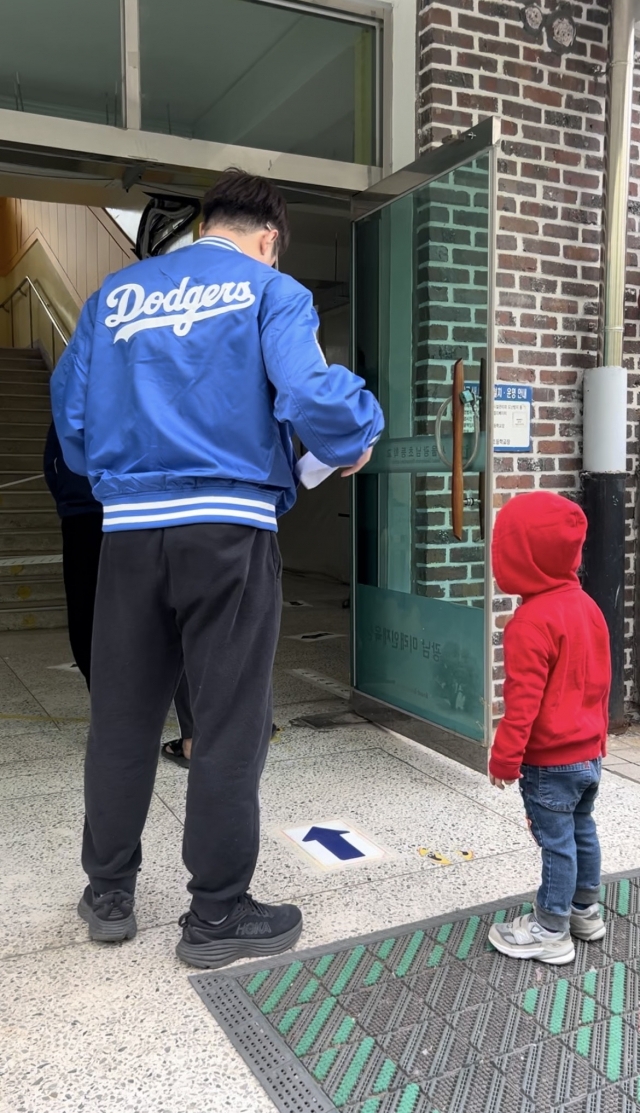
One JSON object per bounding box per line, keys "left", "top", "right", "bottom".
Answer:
{"left": 173, "top": 672, "right": 193, "bottom": 739}
{"left": 61, "top": 513, "right": 103, "bottom": 689}
{"left": 82, "top": 530, "right": 183, "bottom": 894}
{"left": 166, "top": 524, "right": 282, "bottom": 921}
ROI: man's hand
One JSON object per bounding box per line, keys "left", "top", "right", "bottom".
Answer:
{"left": 342, "top": 447, "right": 373, "bottom": 477}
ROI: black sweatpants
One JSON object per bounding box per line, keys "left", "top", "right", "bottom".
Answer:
{"left": 83, "top": 523, "right": 282, "bottom": 920}
{"left": 61, "top": 513, "right": 103, "bottom": 688}
{"left": 173, "top": 672, "right": 193, "bottom": 739}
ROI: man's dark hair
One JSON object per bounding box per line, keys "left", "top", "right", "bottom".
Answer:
{"left": 201, "top": 169, "right": 290, "bottom": 254}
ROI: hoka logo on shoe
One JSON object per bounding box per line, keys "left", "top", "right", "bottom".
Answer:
{"left": 104, "top": 278, "right": 256, "bottom": 342}
{"left": 236, "top": 921, "right": 272, "bottom": 937}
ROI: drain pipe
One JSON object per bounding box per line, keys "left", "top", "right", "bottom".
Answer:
{"left": 582, "top": 0, "right": 638, "bottom": 730}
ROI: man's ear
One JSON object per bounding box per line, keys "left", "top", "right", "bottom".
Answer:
{"left": 198, "top": 222, "right": 205, "bottom": 238}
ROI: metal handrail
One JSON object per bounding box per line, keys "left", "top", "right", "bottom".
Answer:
{"left": 0, "top": 276, "right": 69, "bottom": 354}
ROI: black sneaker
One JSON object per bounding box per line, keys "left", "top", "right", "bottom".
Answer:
{"left": 77, "top": 885, "right": 137, "bottom": 943}
{"left": 175, "top": 893, "right": 303, "bottom": 969}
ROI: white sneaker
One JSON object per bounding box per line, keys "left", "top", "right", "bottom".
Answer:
{"left": 488, "top": 913, "right": 575, "bottom": 965}
{"left": 570, "top": 903, "right": 606, "bottom": 942}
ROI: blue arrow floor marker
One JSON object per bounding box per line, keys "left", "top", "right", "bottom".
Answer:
{"left": 302, "top": 826, "right": 365, "bottom": 861}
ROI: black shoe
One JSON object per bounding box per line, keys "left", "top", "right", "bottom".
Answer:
{"left": 77, "top": 885, "right": 137, "bottom": 943}
{"left": 175, "top": 893, "right": 303, "bottom": 969}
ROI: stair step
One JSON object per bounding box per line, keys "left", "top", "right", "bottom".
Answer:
{"left": 0, "top": 422, "right": 51, "bottom": 440}
{"left": 0, "top": 490, "right": 53, "bottom": 505}
{"left": 0, "top": 404, "right": 52, "bottom": 418}
{"left": 0, "top": 431, "right": 51, "bottom": 450}
{"left": 0, "top": 556, "right": 62, "bottom": 579}
{"left": 0, "top": 578, "right": 66, "bottom": 603}
{"left": 0, "top": 528, "right": 62, "bottom": 554}
{"left": 0, "top": 346, "right": 47, "bottom": 357}
{"left": 0, "top": 603, "right": 67, "bottom": 631}
{"left": 0, "top": 454, "right": 47, "bottom": 471}
{"left": 0, "top": 354, "right": 48, "bottom": 365}
{"left": 0, "top": 509, "right": 60, "bottom": 529}
{"left": 0, "top": 388, "right": 51, "bottom": 403}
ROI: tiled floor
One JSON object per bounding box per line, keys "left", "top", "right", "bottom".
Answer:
{"left": 2, "top": 573, "right": 640, "bottom": 1113}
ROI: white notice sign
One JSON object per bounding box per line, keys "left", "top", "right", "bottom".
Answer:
{"left": 493, "top": 384, "right": 532, "bottom": 452}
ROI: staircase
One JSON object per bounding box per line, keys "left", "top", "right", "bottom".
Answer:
{"left": 0, "top": 347, "right": 66, "bottom": 630}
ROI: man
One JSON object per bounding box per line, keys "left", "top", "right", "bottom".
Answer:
{"left": 51, "top": 170, "right": 384, "bottom": 969}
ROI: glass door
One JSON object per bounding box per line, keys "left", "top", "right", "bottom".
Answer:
{"left": 351, "top": 120, "right": 497, "bottom": 745}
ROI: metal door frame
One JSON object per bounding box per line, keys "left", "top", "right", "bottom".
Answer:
{"left": 349, "top": 117, "right": 500, "bottom": 766}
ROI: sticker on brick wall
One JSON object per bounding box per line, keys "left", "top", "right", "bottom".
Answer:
{"left": 493, "top": 384, "right": 532, "bottom": 453}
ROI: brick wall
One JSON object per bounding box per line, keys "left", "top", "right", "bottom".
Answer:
{"left": 417, "top": 0, "right": 616, "bottom": 719}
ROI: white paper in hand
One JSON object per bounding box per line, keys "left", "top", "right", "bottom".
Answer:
{"left": 295, "top": 452, "right": 338, "bottom": 489}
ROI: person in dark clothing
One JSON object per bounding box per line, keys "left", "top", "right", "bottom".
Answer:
{"left": 44, "top": 422, "right": 103, "bottom": 688}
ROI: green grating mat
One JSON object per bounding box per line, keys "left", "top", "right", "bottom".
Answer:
{"left": 190, "top": 871, "right": 640, "bottom": 1113}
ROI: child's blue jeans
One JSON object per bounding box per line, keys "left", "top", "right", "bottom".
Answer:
{"left": 520, "top": 759, "right": 602, "bottom": 933}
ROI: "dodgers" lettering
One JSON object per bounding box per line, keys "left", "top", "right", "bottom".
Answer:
{"left": 104, "top": 278, "right": 256, "bottom": 342}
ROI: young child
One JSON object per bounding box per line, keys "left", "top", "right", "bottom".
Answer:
{"left": 487, "top": 491, "right": 611, "bottom": 965}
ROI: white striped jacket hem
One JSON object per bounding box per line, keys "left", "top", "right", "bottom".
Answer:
{"left": 102, "top": 494, "right": 277, "bottom": 532}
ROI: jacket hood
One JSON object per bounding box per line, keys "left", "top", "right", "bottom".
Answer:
{"left": 492, "top": 491, "right": 587, "bottom": 597}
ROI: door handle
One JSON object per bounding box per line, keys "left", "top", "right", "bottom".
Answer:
{"left": 478, "top": 357, "right": 486, "bottom": 541}
{"left": 451, "top": 358, "right": 465, "bottom": 541}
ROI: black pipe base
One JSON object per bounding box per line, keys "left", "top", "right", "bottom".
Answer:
{"left": 581, "top": 471, "right": 626, "bottom": 730}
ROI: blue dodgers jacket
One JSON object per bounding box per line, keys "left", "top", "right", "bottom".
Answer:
{"left": 50, "top": 235, "right": 384, "bottom": 534}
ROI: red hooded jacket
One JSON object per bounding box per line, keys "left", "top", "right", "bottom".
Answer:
{"left": 489, "top": 491, "right": 611, "bottom": 782}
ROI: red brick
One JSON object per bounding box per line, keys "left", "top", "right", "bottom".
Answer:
{"left": 521, "top": 201, "right": 559, "bottom": 220}
{"left": 521, "top": 314, "right": 558, "bottom": 329}
{"left": 498, "top": 329, "right": 537, "bottom": 345}
{"left": 425, "top": 27, "right": 475, "bottom": 48}
{"left": 501, "top": 99, "right": 542, "bottom": 123}
{"left": 498, "top": 253, "right": 538, "bottom": 272}
{"left": 523, "top": 237, "right": 561, "bottom": 256}
{"left": 458, "top": 13, "right": 499, "bottom": 33}
{"left": 504, "top": 62, "right": 543, "bottom": 83}
{"left": 496, "top": 475, "right": 536, "bottom": 488}
{"left": 500, "top": 215, "right": 539, "bottom": 234}
{"left": 548, "top": 71, "right": 586, "bottom": 94}
{"left": 539, "top": 474, "right": 578, "bottom": 488}
{"left": 457, "top": 51, "right": 498, "bottom": 71}
{"left": 543, "top": 186, "right": 579, "bottom": 205}
{"left": 522, "top": 46, "right": 562, "bottom": 69}
{"left": 521, "top": 163, "right": 561, "bottom": 183}
{"left": 540, "top": 297, "right": 579, "bottom": 314}
{"left": 522, "top": 124, "right": 561, "bottom": 144}
{"left": 518, "top": 350, "right": 559, "bottom": 366}
{"left": 480, "top": 75, "right": 520, "bottom": 97}
{"left": 563, "top": 170, "right": 601, "bottom": 189}
{"left": 523, "top": 84, "right": 562, "bottom": 106}
{"left": 419, "top": 6, "right": 452, "bottom": 28}
{"left": 543, "top": 223, "right": 580, "bottom": 241}
{"left": 541, "top": 260, "right": 579, "bottom": 278}
{"left": 537, "top": 440, "right": 575, "bottom": 454}
{"left": 540, "top": 370, "right": 578, "bottom": 384}
{"left": 457, "top": 92, "right": 498, "bottom": 112}
{"left": 563, "top": 245, "right": 600, "bottom": 262}
{"left": 479, "top": 36, "right": 520, "bottom": 59}
{"left": 545, "top": 147, "right": 582, "bottom": 167}
{"left": 495, "top": 346, "right": 514, "bottom": 362}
